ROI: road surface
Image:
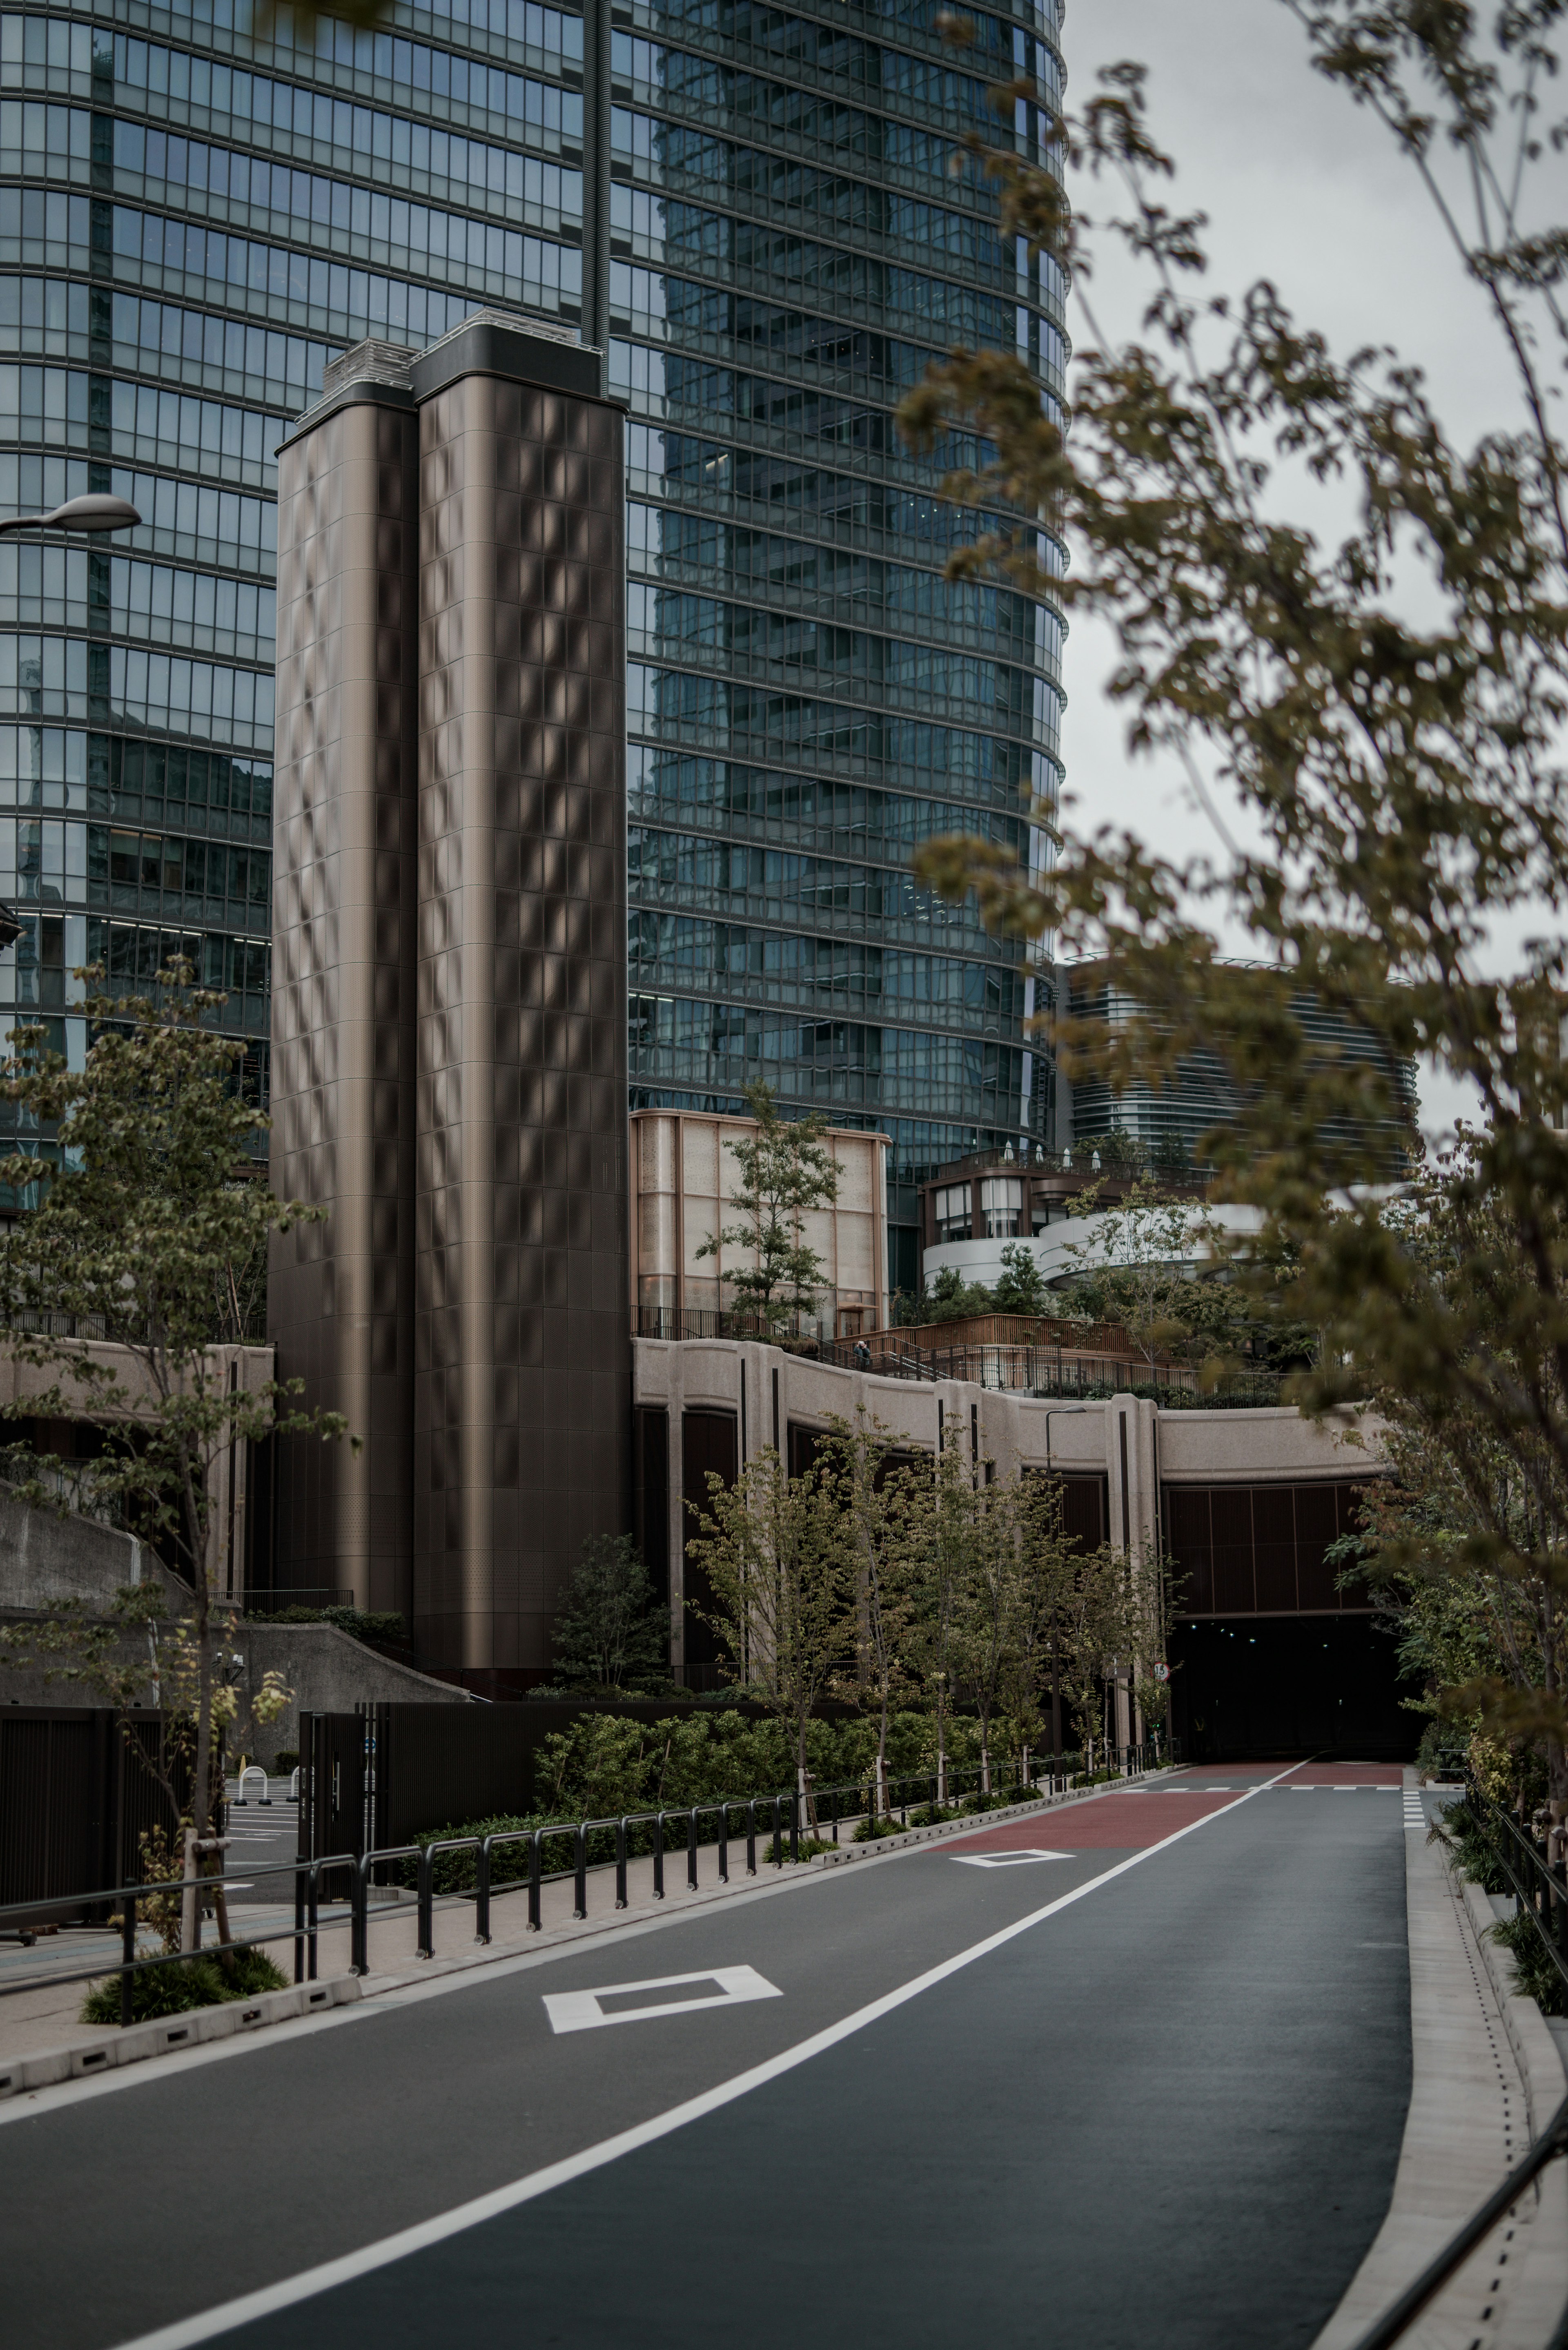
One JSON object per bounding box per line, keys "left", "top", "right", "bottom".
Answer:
{"left": 0, "top": 1761, "right": 1412, "bottom": 2350}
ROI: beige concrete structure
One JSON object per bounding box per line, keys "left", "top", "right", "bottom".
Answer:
{"left": 632, "top": 1333, "right": 1383, "bottom": 1704}
{"left": 630, "top": 1107, "right": 890, "bottom": 1337}
{"left": 0, "top": 1339, "right": 273, "bottom": 1603}
{"left": 271, "top": 312, "right": 630, "bottom": 1678}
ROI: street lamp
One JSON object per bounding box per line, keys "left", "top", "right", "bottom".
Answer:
{"left": 0, "top": 494, "right": 143, "bottom": 537}
{"left": 0, "top": 495, "right": 143, "bottom": 949}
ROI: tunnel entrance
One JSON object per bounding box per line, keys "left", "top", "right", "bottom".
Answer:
{"left": 1168, "top": 1615, "right": 1416, "bottom": 1763}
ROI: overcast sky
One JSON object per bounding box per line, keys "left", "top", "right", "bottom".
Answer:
{"left": 1055, "top": 0, "right": 1519, "bottom": 1134}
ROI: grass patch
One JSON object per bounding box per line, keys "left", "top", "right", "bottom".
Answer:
{"left": 81, "top": 1944, "right": 289, "bottom": 2026}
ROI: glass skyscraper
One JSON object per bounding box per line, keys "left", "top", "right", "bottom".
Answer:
{"left": 0, "top": 0, "right": 1065, "bottom": 1291}
{"left": 615, "top": 0, "right": 1067, "bottom": 1294}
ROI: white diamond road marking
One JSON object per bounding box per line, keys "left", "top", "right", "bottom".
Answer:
{"left": 542, "top": 1965, "right": 782, "bottom": 2035}
{"left": 949, "top": 1848, "right": 1074, "bottom": 1870}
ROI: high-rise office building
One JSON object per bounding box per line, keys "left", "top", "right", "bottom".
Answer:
{"left": 614, "top": 0, "right": 1067, "bottom": 1296}
{"left": 0, "top": 0, "right": 1065, "bottom": 1293}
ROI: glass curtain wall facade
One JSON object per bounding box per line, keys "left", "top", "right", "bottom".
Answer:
{"left": 0, "top": 0, "right": 587, "bottom": 1126}
{"left": 0, "top": 0, "right": 1065, "bottom": 1289}
{"left": 616, "top": 0, "right": 1067, "bottom": 1295}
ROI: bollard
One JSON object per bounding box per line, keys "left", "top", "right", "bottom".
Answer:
{"left": 653, "top": 1811, "right": 666, "bottom": 1901}
{"left": 528, "top": 1831, "right": 543, "bottom": 1933}
{"left": 573, "top": 1824, "right": 588, "bottom": 1921}
{"left": 615, "top": 1819, "right": 628, "bottom": 1912}
{"left": 415, "top": 1850, "right": 434, "bottom": 1959}
{"left": 476, "top": 1839, "right": 492, "bottom": 1944}
{"left": 119, "top": 1890, "right": 136, "bottom": 2027}
{"left": 745, "top": 1799, "right": 757, "bottom": 1877}
{"left": 686, "top": 1808, "right": 698, "bottom": 1893}
{"left": 350, "top": 1857, "right": 370, "bottom": 1974}
{"left": 717, "top": 1805, "right": 728, "bottom": 1885}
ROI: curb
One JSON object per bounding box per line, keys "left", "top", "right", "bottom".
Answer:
{"left": 812, "top": 1788, "right": 1074, "bottom": 1864}
{"left": 1455, "top": 1868, "right": 1568, "bottom": 2346}
{"left": 0, "top": 1974, "right": 360, "bottom": 2101}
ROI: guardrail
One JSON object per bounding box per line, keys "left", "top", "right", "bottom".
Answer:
{"left": 0, "top": 1744, "right": 1178, "bottom": 2016}
{"left": 1465, "top": 1777, "right": 1568, "bottom": 1995}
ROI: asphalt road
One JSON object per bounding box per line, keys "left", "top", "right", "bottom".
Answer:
{"left": 0, "top": 1763, "right": 1411, "bottom": 2350}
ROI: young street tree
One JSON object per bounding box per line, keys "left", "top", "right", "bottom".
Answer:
{"left": 820, "top": 1411, "right": 918, "bottom": 1820}
{"left": 550, "top": 1533, "right": 669, "bottom": 1692}
{"left": 0, "top": 970, "right": 350, "bottom": 1925}
{"left": 687, "top": 1442, "right": 850, "bottom": 1815}
{"left": 898, "top": 7, "right": 1568, "bottom": 1764}
{"left": 696, "top": 1079, "right": 841, "bottom": 1336}
{"left": 901, "top": 1428, "right": 978, "bottom": 1804}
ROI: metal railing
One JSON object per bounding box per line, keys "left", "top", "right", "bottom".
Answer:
{"left": 0, "top": 1744, "right": 1179, "bottom": 2009}
{"left": 1464, "top": 1778, "right": 1568, "bottom": 1996}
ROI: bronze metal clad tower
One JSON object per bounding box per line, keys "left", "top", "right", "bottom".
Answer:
{"left": 270, "top": 313, "right": 630, "bottom": 1681}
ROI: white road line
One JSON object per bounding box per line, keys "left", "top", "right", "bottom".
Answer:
{"left": 949, "top": 1850, "right": 1073, "bottom": 1870}
{"left": 109, "top": 1760, "right": 1305, "bottom": 2350}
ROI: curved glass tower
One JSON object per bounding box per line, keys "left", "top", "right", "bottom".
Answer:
{"left": 615, "top": 0, "right": 1068, "bottom": 1300}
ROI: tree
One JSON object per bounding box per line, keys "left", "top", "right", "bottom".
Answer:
{"left": 696, "top": 1079, "right": 841, "bottom": 1336}
{"left": 820, "top": 1412, "right": 918, "bottom": 1821}
{"left": 897, "top": 7, "right": 1568, "bottom": 1771}
{"left": 920, "top": 1265, "right": 996, "bottom": 1324}
{"left": 688, "top": 1443, "right": 851, "bottom": 1817}
{"left": 0, "top": 968, "right": 350, "bottom": 1933}
{"left": 991, "top": 1241, "right": 1049, "bottom": 1318}
{"left": 954, "top": 1468, "right": 1024, "bottom": 1795}
{"left": 901, "top": 1429, "right": 977, "bottom": 1804}
{"left": 1054, "top": 1183, "right": 1218, "bottom": 1376}
{"left": 550, "top": 1534, "right": 669, "bottom": 1692}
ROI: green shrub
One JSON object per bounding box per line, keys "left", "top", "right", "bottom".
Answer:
{"left": 1488, "top": 1911, "right": 1568, "bottom": 2017}
{"left": 852, "top": 1816, "right": 903, "bottom": 1841}
{"left": 1434, "top": 1799, "right": 1511, "bottom": 1895}
{"left": 80, "top": 1944, "right": 289, "bottom": 2025}
{"left": 244, "top": 1606, "right": 406, "bottom": 1642}
{"left": 271, "top": 1749, "right": 299, "bottom": 1776}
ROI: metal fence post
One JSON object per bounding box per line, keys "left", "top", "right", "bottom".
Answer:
{"left": 476, "top": 1839, "right": 492, "bottom": 1945}
{"left": 119, "top": 1890, "right": 136, "bottom": 2027}
{"left": 686, "top": 1808, "right": 698, "bottom": 1893}
{"left": 717, "top": 1805, "right": 728, "bottom": 1884}
{"left": 293, "top": 1860, "right": 306, "bottom": 1985}
{"left": 790, "top": 1791, "right": 799, "bottom": 1863}
{"left": 414, "top": 1848, "right": 435, "bottom": 1959}
{"left": 653, "top": 1811, "right": 665, "bottom": 1900}
{"left": 350, "top": 1857, "right": 369, "bottom": 1975}
{"left": 528, "top": 1831, "right": 542, "bottom": 1933}
{"left": 573, "top": 1824, "right": 588, "bottom": 1920}
{"left": 615, "top": 1819, "right": 628, "bottom": 1911}
{"left": 771, "top": 1793, "right": 784, "bottom": 1866}
{"left": 746, "top": 1799, "right": 756, "bottom": 1876}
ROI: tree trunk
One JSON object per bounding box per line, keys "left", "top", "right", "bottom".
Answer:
{"left": 876, "top": 1685, "right": 890, "bottom": 1822}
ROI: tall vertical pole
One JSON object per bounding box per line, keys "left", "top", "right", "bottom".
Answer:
{"left": 580, "top": 0, "right": 612, "bottom": 361}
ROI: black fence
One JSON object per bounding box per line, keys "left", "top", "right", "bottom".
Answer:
{"left": 0, "top": 1708, "right": 191, "bottom": 1931}
{"left": 0, "top": 1741, "right": 1180, "bottom": 2013}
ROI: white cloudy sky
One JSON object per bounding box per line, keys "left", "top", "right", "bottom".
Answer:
{"left": 1054, "top": 0, "right": 1536, "bottom": 1135}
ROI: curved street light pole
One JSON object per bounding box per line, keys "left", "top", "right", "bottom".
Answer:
{"left": 0, "top": 496, "right": 143, "bottom": 947}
